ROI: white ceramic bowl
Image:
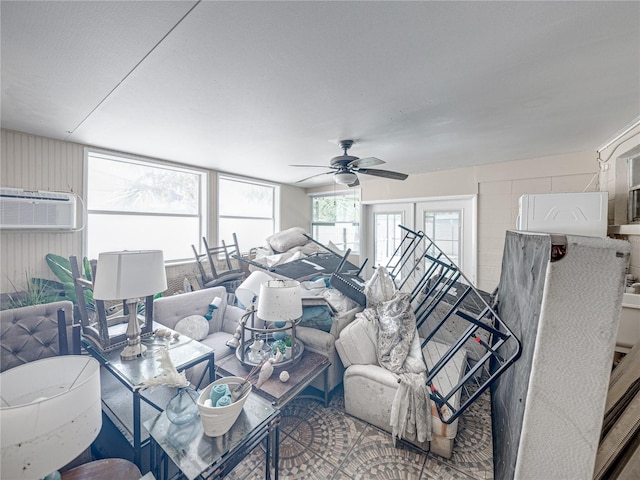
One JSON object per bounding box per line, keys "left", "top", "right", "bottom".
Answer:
{"left": 197, "top": 376, "right": 251, "bottom": 437}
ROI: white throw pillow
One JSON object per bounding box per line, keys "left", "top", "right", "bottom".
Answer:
{"left": 266, "top": 227, "right": 308, "bottom": 253}
{"left": 174, "top": 315, "right": 209, "bottom": 341}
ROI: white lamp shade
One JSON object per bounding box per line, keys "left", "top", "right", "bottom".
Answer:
{"left": 93, "top": 250, "right": 167, "bottom": 300}
{"left": 0, "top": 356, "right": 102, "bottom": 480}
{"left": 235, "top": 271, "right": 274, "bottom": 308}
{"left": 257, "top": 279, "right": 302, "bottom": 322}
{"left": 334, "top": 171, "right": 358, "bottom": 185}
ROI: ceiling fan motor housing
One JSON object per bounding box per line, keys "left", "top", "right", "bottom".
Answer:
{"left": 330, "top": 155, "right": 359, "bottom": 167}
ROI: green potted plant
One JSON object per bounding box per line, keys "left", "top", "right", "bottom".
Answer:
{"left": 284, "top": 335, "right": 293, "bottom": 359}
{"left": 2, "top": 272, "right": 65, "bottom": 309}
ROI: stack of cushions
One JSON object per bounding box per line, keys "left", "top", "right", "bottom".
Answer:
{"left": 250, "top": 227, "right": 329, "bottom": 271}
{"left": 265, "top": 227, "right": 309, "bottom": 253}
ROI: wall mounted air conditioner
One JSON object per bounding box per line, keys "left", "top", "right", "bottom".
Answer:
{"left": 0, "top": 187, "right": 78, "bottom": 230}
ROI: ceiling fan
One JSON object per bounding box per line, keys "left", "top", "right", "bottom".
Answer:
{"left": 292, "top": 140, "right": 409, "bottom": 187}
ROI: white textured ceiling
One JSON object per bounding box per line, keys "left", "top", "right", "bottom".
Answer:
{"left": 2, "top": 1, "right": 639, "bottom": 187}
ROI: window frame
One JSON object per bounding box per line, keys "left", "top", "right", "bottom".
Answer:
{"left": 83, "top": 147, "right": 208, "bottom": 264}
{"left": 310, "top": 190, "right": 361, "bottom": 254}
{"left": 216, "top": 174, "right": 279, "bottom": 254}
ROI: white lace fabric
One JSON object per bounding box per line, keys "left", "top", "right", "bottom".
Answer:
{"left": 363, "top": 267, "right": 432, "bottom": 444}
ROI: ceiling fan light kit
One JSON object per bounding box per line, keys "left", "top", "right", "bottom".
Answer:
{"left": 292, "top": 139, "right": 408, "bottom": 187}
{"left": 334, "top": 171, "right": 358, "bottom": 185}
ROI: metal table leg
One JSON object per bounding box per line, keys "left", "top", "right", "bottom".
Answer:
{"left": 133, "top": 388, "right": 141, "bottom": 468}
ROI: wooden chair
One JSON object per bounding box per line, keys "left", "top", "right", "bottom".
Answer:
{"left": 192, "top": 233, "right": 245, "bottom": 289}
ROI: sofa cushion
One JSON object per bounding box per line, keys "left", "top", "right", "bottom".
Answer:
{"left": 198, "top": 332, "right": 236, "bottom": 366}
{"left": 334, "top": 314, "right": 378, "bottom": 368}
{"left": 153, "top": 287, "right": 227, "bottom": 333}
{"left": 174, "top": 315, "right": 209, "bottom": 341}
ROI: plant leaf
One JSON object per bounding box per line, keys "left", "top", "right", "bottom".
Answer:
{"left": 83, "top": 257, "right": 92, "bottom": 281}
{"left": 45, "top": 253, "right": 73, "bottom": 284}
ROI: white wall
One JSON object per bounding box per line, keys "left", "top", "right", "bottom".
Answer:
{"left": 0, "top": 129, "right": 308, "bottom": 293}
{"left": 0, "top": 130, "right": 84, "bottom": 294}
{"left": 309, "top": 151, "right": 599, "bottom": 292}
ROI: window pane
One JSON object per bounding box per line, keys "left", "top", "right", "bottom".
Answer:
{"left": 219, "top": 178, "right": 273, "bottom": 218}
{"left": 88, "top": 156, "right": 200, "bottom": 214}
{"left": 374, "top": 213, "right": 402, "bottom": 267}
{"left": 311, "top": 193, "right": 360, "bottom": 253}
{"left": 312, "top": 223, "right": 359, "bottom": 253}
{"left": 312, "top": 195, "right": 359, "bottom": 223}
{"left": 219, "top": 218, "right": 274, "bottom": 251}
{"left": 87, "top": 214, "right": 199, "bottom": 260}
{"left": 424, "top": 210, "right": 461, "bottom": 264}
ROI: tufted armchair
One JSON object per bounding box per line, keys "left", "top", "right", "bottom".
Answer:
{"left": 0, "top": 300, "right": 77, "bottom": 372}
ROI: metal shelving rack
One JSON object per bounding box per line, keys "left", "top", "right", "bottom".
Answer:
{"left": 384, "top": 225, "right": 522, "bottom": 424}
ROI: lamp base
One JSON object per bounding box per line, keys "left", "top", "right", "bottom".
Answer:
{"left": 120, "top": 342, "right": 147, "bottom": 361}
{"left": 120, "top": 298, "right": 146, "bottom": 361}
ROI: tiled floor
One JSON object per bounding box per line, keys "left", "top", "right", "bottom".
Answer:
{"left": 227, "top": 386, "right": 494, "bottom": 480}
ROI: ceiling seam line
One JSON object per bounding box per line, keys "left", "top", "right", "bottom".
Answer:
{"left": 64, "top": 0, "right": 202, "bottom": 140}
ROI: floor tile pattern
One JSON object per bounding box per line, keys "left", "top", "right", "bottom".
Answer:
{"left": 227, "top": 386, "right": 494, "bottom": 480}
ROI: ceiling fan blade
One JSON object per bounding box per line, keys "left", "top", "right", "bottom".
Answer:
{"left": 356, "top": 168, "right": 408, "bottom": 181}
{"left": 347, "top": 156, "right": 385, "bottom": 168}
{"left": 295, "top": 171, "right": 334, "bottom": 183}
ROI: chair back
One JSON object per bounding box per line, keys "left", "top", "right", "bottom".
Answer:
{"left": 0, "top": 300, "right": 78, "bottom": 372}
{"left": 192, "top": 234, "right": 245, "bottom": 289}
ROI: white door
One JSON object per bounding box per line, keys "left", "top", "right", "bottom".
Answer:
{"left": 363, "top": 203, "right": 414, "bottom": 279}
{"left": 363, "top": 196, "right": 476, "bottom": 283}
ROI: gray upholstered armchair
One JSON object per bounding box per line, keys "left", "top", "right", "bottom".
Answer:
{"left": 0, "top": 300, "right": 77, "bottom": 372}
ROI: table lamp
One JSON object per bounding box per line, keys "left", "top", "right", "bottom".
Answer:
{"left": 0, "top": 356, "right": 102, "bottom": 480}
{"left": 235, "top": 270, "right": 273, "bottom": 308}
{"left": 93, "top": 250, "right": 167, "bottom": 361}
{"left": 257, "top": 279, "right": 303, "bottom": 324}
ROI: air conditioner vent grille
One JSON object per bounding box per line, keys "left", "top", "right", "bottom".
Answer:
{"left": 0, "top": 188, "right": 77, "bottom": 230}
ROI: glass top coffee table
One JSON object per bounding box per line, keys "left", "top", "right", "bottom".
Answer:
{"left": 215, "top": 350, "right": 331, "bottom": 408}
{"left": 83, "top": 324, "right": 215, "bottom": 469}
{"left": 144, "top": 393, "right": 279, "bottom": 480}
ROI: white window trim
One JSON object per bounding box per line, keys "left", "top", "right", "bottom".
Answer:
{"left": 309, "top": 189, "right": 362, "bottom": 253}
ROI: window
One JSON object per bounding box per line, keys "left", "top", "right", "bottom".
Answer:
{"left": 424, "top": 210, "right": 461, "bottom": 265}
{"left": 86, "top": 150, "right": 207, "bottom": 262}
{"left": 218, "top": 175, "right": 277, "bottom": 251}
{"left": 373, "top": 212, "right": 404, "bottom": 267}
{"left": 311, "top": 192, "right": 360, "bottom": 253}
